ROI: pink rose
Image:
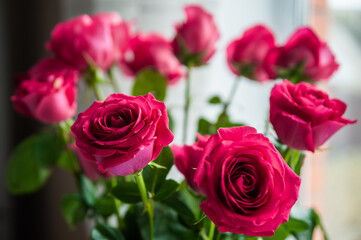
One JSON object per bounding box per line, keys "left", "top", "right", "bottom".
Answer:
{"left": 92, "top": 12, "right": 132, "bottom": 62}
{"left": 47, "top": 12, "right": 131, "bottom": 70}
{"left": 71, "top": 93, "right": 174, "bottom": 176}
{"left": 11, "top": 58, "right": 78, "bottom": 123}
{"left": 171, "top": 134, "right": 209, "bottom": 194}
{"left": 227, "top": 25, "right": 276, "bottom": 82}
{"left": 270, "top": 80, "right": 356, "bottom": 152}
{"left": 70, "top": 144, "right": 113, "bottom": 181}
{"left": 194, "top": 126, "right": 301, "bottom": 237}
{"left": 121, "top": 33, "right": 185, "bottom": 85}
{"left": 266, "top": 27, "right": 339, "bottom": 82}
{"left": 173, "top": 5, "right": 220, "bottom": 66}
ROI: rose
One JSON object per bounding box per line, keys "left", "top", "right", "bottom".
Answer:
{"left": 71, "top": 93, "right": 174, "bottom": 176}
{"left": 11, "top": 58, "right": 78, "bottom": 123}
{"left": 121, "top": 33, "right": 185, "bottom": 85}
{"left": 266, "top": 27, "right": 339, "bottom": 82}
{"left": 227, "top": 25, "right": 276, "bottom": 82}
{"left": 171, "top": 134, "right": 209, "bottom": 194}
{"left": 173, "top": 5, "right": 219, "bottom": 66}
{"left": 194, "top": 126, "right": 301, "bottom": 237}
{"left": 92, "top": 12, "right": 132, "bottom": 62}
{"left": 70, "top": 144, "right": 113, "bottom": 181}
{"left": 269, "top": 80, "right": 356, "bottom": 152}
{"left": 47, "top": 12, "right": 131, "bottom": 71}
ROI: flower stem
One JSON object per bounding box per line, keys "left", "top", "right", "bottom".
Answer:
{"left": 182, "top": 67, "right": 192, "bottom": 144}
{"left": 134, "top": 171, "right": 154, "bottom": 240}
{"left": 108, "top": 65, "right": 121, "bottom": 93}
{"left": 92, "top": 82, "right": 104, "bottom": 101}
{"left": 111, "top": 178, "right": 123, "bottom": 230}
{"left": 223, "top": 76, "right": 241, "bottom": 114}
{"left": 208, "top": 221, "right": 216, "bottom": 240}
{"left": 217, "top": 76, "right": 241, "bottom": 125}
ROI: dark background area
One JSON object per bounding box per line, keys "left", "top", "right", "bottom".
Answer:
{"left": 0, "top": 1, "right": 87, "bottom": 239}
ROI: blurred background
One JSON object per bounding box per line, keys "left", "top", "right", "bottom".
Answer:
{"left": 0, "top": 0, "right": 360, "bottom": 239}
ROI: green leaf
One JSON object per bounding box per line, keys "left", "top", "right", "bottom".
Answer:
{"left": 168, "top": 110, "right": 174, "bottom": 132}
{"left": 92, "top": 222, "right": 125, "bottom": 240}
{"left": 112, "top": 181, "right": 141, "bottom": 204}
{"left": 57, "top": 147, "right": 80, "bottom": 172}
{"left": 132, "top": 69, "right": 167, "bottom": 101}
{"left": 79, "top": 174, "right": 96, "bottom": 206}
{"left": 161, "top": 193, "right": 196, "bottom": 225}
{"left": 6, "top": 132, "right": 64, "bottom": 194}
{"left": 283, "top": 217, "right": 309, "bottom": 232}
{"left": 290, "top": 207, "right": 328, "bottom": 240}
{"left": 208, "top": 96, "right": 222, "bottom": 104}
{"left": 215, "top": 112, "right": 245, "bottom": 129}
{"left": 61, "top": 193, "right": 88, "bottom": 227}
{"left": 197, "top": 118, "right": 216, "bottom": 135}
{"left": 153, "top": 179, "right": 179, "bottom": 201}
{"left": 136, "top": 202, "right": 199, "bottom": 240}
{"left": 263, "top": 225, "right": 290, "bottom": 240}
{"left": 312, "top": 209, "right": 329, "bottom": 240}
{"left": 143, "top": 146, "right": 174, "bottom": 194}
{"left": 94, "top": 196, "right": 116, "bottom": 217}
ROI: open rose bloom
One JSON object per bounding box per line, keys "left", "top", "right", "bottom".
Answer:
{"left": 270, "top": 80, "right": 357, "bottom": 152}
{"left": 11, "top": 58, "right": 78, "bottom": 123}
{"left": 227, "top": 25, "right": 276, "bottom": 82}
{"left": 173, "top": 5, "right": 219, "bottom": 66}
{"left": 121, "top": 33, "right": 185, "bottom": 85}
{"left": 71, "top": 93, "right": 174, "bottom": 176}
{"left": 194, "top": 127, "right": 301, "bottom": 236}
{"left": 266, "top": 27, "right": 339, "bottom": 82}
{"left": 47, "top": 12, "right": 131, "bottom": 71}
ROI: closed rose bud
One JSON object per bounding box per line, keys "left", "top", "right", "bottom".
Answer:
{"left": 71, "top": 93, "right": 174, "bottom": 176}
{"left": 270, "top": 80, "right": 357, "bottom": 152}
{"left": 171, "top": 134, "right": 209, "bottom": 194}
{"left": 173, "top": 5, "right": 220, "bottom": 66}
{"left": 194, "top": 126, "right": 301, "bottom": 236}
{"left": 227, "top": 25, "right": 276, "bottom": 82}
{"left": 47, "top": 12, "right": 131, "bottom": 71}
{"left": 266, "top": 27, "right": 339, "bottom": 82}
{"left": 121, "top": 33, "right": 185, "bottom": 85}
{"left": 11, "top": 58, "right": 78, "bottom": 123}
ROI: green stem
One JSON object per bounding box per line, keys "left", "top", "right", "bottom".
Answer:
{"left": 218, "top": 76, "right": 241, "bottom": 125}
{"left": 208, "top": 221, "right": 216, "bottom": 240}
{"left": 134, "top": 172, "right": 154, "bottom": 240}
{"left": 108, "top": 66, "right": 121, "bottom": 93}
{"left": 111, "top": 178, "right": 123, "bottom": 230}
{"left": 92, "top": 82, "right": 104, "bottom": 101}
{"left": 182, "top": 67, "right": 192, "bottom": 144}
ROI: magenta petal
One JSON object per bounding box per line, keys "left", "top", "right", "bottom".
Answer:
{"left": 312, "top": 119, "right": 355, "bottom": 149}
{"left": 273, "top": 111, "right": 315, "bottom": 152}
{"left": 108, "top": 142, "right": 154, "bottom": 176}
{"left": 35, "top": 87, "right": 76, "bottom": 123}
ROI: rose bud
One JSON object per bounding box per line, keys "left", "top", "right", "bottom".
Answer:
{"left": 171, "top": 134, "right": 209, "bottom": 194}
{"left": 70, "top": 144, "right": 113, "bottom": 181}
{"left": 71, "top": 93, "right": 174, "bottom": 176}
{"left": 227, "top": 25, "right": 276, "bottom": 82}
{"left": 11, "top": 58, "right": 78, "bottom": 123}
{"left": 270, "top": 80, "right": 357, "bottom": 152}
{"left": 47, "top": 12, "right": 131, "bottom": 71}
{"left": 121, "top": 33, "right": 185, "bottom": 85}
{"left": 173, "top": 5, "right": 220, "bottom": 66}
{"left": 266, "top": 27, "right": 339, "bottom": 83}
{"left": 194, "top": 126, "right": 301, "bottom": 237}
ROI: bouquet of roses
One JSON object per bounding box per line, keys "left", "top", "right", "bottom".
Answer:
{"left": 7, "top": 4, "right": 356, "bottom": 240}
